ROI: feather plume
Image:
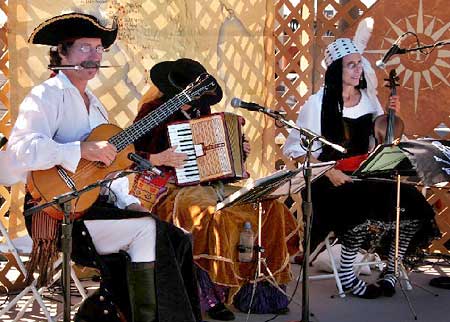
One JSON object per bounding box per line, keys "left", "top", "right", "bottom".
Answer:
{"left": 353, "top": 17, "right": 374, "bottom": 53}
{"left": 60, "top": 7, "right": 111, "bottom": 27}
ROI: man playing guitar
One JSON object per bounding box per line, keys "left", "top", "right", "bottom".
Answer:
{"left": 5, "top": 12, "right": 201, "bottom": 322}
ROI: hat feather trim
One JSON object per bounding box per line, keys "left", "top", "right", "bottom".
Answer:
{"left": 353, "top": 17, "right": 374, "bottom": 53}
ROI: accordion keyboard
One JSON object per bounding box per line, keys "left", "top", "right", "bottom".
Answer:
{"left": 168, "top": 123, "right": 201, "bottom": 184}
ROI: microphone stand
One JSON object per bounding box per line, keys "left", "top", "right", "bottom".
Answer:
{"left": 261, "top": 110, "right": 345, "bottom": 322}
{"left": 402, "top": 40, "right": 450, "bottom": 53}
{"left": 380, "top": 40, "right": 450, "bottom": 67}
{"left": 24, "top": 169, "right": 146, "bottom": 322}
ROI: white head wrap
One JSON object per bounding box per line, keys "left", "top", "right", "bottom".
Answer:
{"left": 324, "top": 17, "right": 378, "bottom": 95}
{"left": 324, "top": 38, "right": 360, "bottom": 67}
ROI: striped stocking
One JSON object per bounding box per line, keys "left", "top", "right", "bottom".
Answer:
{"left": 380, "top": 220, "right": 420, "bottom": 297}
{"left": 339, "top": 226, "right": 381, "bottom": 299}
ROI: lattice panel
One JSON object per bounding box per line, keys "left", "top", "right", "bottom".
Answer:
{"left": 0, "top": 186, "right": 27, "bottom": 292}
{"left": 274, "top": 0, "right": 372, "bottom": 172}
{"left": 273, "top": 0, "right": 314, "bottom": 171}
{"left": 0, "top": 187, "right": 11, "bottom": 237}
{"left": 427, "top": 186, "right": 450, "bottom": 254}
{"left": 0, "top": 0, "right": 9, "bottom": 136}
{"left": 7, "top": 0, "right": 275, "bottom": 179}
{"left": 273, "top": 0, "right": 372, "bottom": 229}
{"left": 1, "top": 1, "right": 449, "bottom": 262}
{"left": 0, "top": 253, "right": 26, "bottom": 293}
{"left": 273, "top": 0, "right": 450, "bottom": 253}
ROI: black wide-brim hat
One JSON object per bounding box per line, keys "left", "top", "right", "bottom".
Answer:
{"left": 150, "top": 58, "right": 223, "bottom": 106}
{"left": 28, "top": 12, "right": 118, "bottom": 48}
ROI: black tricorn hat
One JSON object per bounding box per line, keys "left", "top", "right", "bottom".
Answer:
{"left": 28, "top": 12, "right": 118, "bottom": 48}
{"left": 150, "top": 58, "right": 223, "bottom": 106}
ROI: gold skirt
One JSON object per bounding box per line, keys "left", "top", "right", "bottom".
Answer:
{"left": 152, "top": 183, "right": 301, "bottom": 302}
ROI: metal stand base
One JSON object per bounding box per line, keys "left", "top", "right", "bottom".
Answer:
{"left": 389, "top": 174, "right": 439, "bottom": 320}
{"left": 244, "top": 202, "right": 302, "bottom": 322}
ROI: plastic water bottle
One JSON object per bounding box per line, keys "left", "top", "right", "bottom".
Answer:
{"left": 238, "top": 221, "right": 254, "bottom": 262}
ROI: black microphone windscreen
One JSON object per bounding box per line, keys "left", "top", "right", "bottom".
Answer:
{"left": 230, "top": 97, "right": 241, "bottom": 108}
{"left": 128, "top": 153, "right": 140, "bottom": 163}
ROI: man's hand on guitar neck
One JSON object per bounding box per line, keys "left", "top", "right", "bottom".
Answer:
{"left": 81, "top": 141, "right": 117, "bottom": 166}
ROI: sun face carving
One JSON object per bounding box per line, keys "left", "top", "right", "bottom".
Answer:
{"left": 366, "top": 0, "right": 450, "bottom": 113}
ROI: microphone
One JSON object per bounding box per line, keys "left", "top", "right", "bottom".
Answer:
{"left": 230, "top": 98, "right": 286, "bottom": 115}
{"left": 48, "top": 61, "right": 119, "bottom": 70}
{"left": 375, "top": 37, "right": 406, "bottom": 69}
{"left": 128, "top": 153, "right": 162, "bottom": 175}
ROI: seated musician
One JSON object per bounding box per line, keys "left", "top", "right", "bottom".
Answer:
{"left": 282, "top": 31, "right": 438, "bottom": 298}
{"left": 131, "top": 58, "right": 301, "bottom": 320}
{"left": 5, "top": 12, "right": 201, "bottom": 322}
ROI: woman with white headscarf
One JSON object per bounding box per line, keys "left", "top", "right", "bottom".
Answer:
{"left": 283, "top": 19, "right": 437, "bottom": 299}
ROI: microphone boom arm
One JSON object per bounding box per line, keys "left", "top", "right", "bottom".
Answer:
{"left": 260, "top": 109, "right": 346, "bottom": 154}
{"left": 403, "top": 40, "right": 450, "bottom": 53}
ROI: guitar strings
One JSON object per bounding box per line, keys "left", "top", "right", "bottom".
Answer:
{"left": 41, "top": 81, "right": 213, "bottom": 213}
{"left": 68, "top": 79, "right": 212, "bottom": 180}
{"left": 68, "top": 93, "right": 191, "bottom": 181}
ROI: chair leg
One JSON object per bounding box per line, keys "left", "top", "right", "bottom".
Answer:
{"left": 71, "top": 262, "right": 89, "bottom": 299}
{"left": 11, "top": 282, "right": 55, "bottom": 322}
{"left": 1, "top": 257, "right": 88, "bottom": 321}
{"left": 325, "top": 234, "right": 345, "bottom": 298}
{"left": 0, "top": 283, "right": 54, "bottom": 322}
{"left": 0, "top": 220, "right": 56, "bottom": 322}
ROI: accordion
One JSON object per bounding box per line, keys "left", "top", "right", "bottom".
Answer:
{"left": 167, "top": 112, "right": 247, "bottom": 186}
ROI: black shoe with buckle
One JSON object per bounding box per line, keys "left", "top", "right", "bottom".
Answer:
{"left": 208, "top": 303, "right": 235, "bottom": 321}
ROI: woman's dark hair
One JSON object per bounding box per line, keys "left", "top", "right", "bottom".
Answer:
{"left": 48, "top": 40, "right": 74, "bottom": 73}
{"left": 321, "top": 58, "right": 367, "bottom": 144}
{"left": 319, "top": 57, "right": 367, "bottom": 160}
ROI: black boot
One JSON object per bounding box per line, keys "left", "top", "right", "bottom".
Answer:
{"left": 130, "top": 262, "right": 157, "bottom": 322}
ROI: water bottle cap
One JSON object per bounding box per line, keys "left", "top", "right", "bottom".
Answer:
{"left": 243, "top": 221, "right": 252, "bottom": 229}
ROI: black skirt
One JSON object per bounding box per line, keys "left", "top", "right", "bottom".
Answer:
{"left": 306, "top": 176, "right": 438, "bottom": 250}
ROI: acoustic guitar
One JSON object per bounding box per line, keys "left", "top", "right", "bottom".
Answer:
{"left": 27, "top": 74, "right": 217, "bottom": 220}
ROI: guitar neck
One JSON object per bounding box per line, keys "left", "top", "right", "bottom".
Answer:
{"left": 109, "top": 93, "right": 191, "bottom": 152}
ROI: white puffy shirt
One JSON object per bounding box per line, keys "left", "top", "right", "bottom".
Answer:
{"left": 283, "top": 88, "right": 384, "bottom": 160}
{"left": 6, "top": 72, "right": 139, "bottom": 209}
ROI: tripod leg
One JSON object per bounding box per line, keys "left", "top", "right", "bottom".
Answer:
{"left": 399, "top": 262, "right": 412, "bottom": 291}
{"left": 260, "top": 258, "right": 302, "bottom": 306}
{"left": 398, "top": 263, "right": 440, "bottom": 297}
{"left": 397, "top": 275, "right": 418, "bottom": 320}
{"left": 242, "top": 258, "right": 262, "bottom": 322}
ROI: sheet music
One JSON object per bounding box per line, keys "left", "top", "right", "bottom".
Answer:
{"left": 215, "top": 161, "right": 335, "bottom": 211}
{"left": 353, "top": 144, "right": 408, "bottom": 177}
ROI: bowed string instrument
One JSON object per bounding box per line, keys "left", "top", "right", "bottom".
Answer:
{"left": 373, "top": 69, "right": 405, "bottom": 144}
{"left": 335, "top": 70, "right": 405, "bottom": 173}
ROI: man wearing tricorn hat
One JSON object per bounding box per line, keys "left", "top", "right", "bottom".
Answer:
{"left": 5, "top": 12, "right": 201, "bottom": 322}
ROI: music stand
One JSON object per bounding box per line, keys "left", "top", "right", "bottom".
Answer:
{"left": 215, "top": 162, "right": 335, "bottom": 316}
{"left": 216, "top": 162, "right": 334, "bottom": 211}
{"left": 353, "top": 141, "right": 446, "bottom": 320}
{"left": 353, "top": 143, "right": 415, "bottom": 178}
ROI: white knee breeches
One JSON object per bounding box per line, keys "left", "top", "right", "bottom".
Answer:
{"left": 84, "top": 217, "right": 156, "bottom": 262}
